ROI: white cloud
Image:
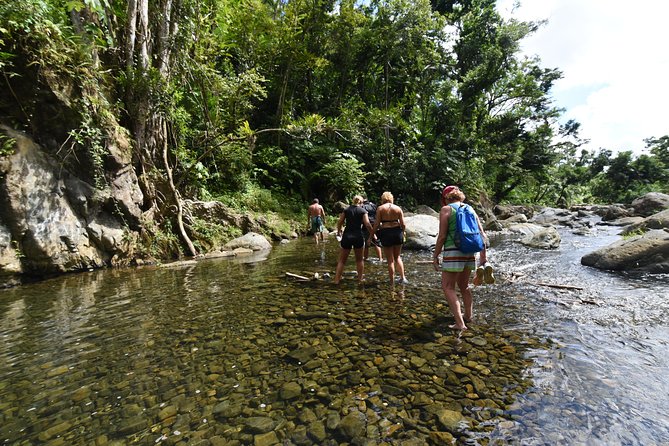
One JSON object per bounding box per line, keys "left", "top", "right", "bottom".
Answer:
{"left": 498, "top": 0, "right": 669, "bottom": 154}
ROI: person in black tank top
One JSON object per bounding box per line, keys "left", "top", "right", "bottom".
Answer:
{"left": 334, "top": 195, "right": 376, "bottom": 284}
{"left": 362, "top": 198, "right": 382, "bottom": 261}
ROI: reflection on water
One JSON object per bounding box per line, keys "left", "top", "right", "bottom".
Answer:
{"left": 1, "top": 224, "right": 668, "bottom": 445}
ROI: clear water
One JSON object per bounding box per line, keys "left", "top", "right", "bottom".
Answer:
{"left": 1, "top": 221, "right": 668, "bottom": 445}
{"left": 487, "top": 223, "right": 669, "bottom": 445}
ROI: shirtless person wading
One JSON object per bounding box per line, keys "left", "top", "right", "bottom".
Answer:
{"left": 307, "top": 198, "right": 326, "bottom": 244}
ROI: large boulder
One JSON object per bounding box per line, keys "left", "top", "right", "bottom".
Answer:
{"left": 403, "top": 214, "right": 439, "bottom": 250}
{"left": 498, "top": 213, "right": 528, "bottom": 227}
{"left": 600, "top": 205, "right": 632, "bottom": 222}
{"left": 507, "top": 223, "right": 561, "bottom": 249}
{"left": 415, "top": 205, "right": 439, "bottom": 217}
{"left": 581, "top": 229, "right": 669, "bottom": 273}
{"left": 530, "top": 207, "right": 577, "bottom": 227}
{"left": 631, "top": 192, "right": 669, "bottom": 217}
{"left": 224, "top": 232, "right": 272, "bottom": 251}
{"left": 494, "top": 204, "right": 535, "bottom": 220}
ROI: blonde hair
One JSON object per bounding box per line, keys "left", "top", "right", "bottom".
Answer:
{"left": 380, "top": 191, "right": 394, "bottom": 204}
{"left": 352, "top": 195, "right": 364, "bottom": 205}
{"left": 442, "top": 189, "right": 465, "bottom": 203}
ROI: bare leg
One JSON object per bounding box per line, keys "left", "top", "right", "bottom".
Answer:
{"left": 457, "top": 269, "right": 473, "bottom": 322}
{"left": 441, "top": 271, "right": 467, "bottom": 330}
{"left": 334, "top": 248, "right": 351, "bottom": 284}
{"left": 353, "top": 247, "right": 365, "bottom": 282}
{"left": 375, "top": 245, "right": 383, "bottom": 261}
{"left": 384, "top": 246, "right": 396, "bottom": 283}
{"left": 394, "top": 245, "right": 406, "bottom": 281}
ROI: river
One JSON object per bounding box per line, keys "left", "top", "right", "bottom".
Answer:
{"left": 1, "top": 220, "right": 668, "bottom": 445}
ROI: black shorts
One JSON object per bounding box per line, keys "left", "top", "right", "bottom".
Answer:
{"left": 378, "top": 227, "right": 403, "bottom": 247}
{"left": 362, "top": 228, "right": 381, "bottom": 247}
{"left": 341, "top": 232, "right": 364, "bottom": 249}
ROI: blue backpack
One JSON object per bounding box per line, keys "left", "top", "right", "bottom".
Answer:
{"left": 449, "top": 203, "right": 485, "bottom": 254}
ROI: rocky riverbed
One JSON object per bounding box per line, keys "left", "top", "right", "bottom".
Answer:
{"left": 2, "top": 222, "right": 669, "bottom": 445}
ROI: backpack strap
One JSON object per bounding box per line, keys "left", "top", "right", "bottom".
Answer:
{"left": 446, "top": 203, "right": 461, "bottom": 245}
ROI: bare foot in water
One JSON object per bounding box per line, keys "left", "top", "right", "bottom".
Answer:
{"left": 449, "top": 324, "right": 467, "bottom": 331}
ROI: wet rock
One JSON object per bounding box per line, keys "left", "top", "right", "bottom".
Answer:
{"left": 326, "top": 411, "right": 341, "bottom": 430}
{"left": 244, "top": 417, "right": 277, "bottom": 434}
{"left": 290, "top": 425, "right": 311, "bottom": 445}
{"left": 116, "top": 415, "right": 148, "bottom": 435}
{"left": 436, "top": 409, "right": 466, "bottom": 432}
{"left": 71, "top": 385, "right": 91, "bottom": 402}
{"left": 158, "top": 405, "right": 177, "bottom": 421}
{"left": 38, "top": 421, "right": 72, "bottom": 441}
{"left": 308, "top": 420, "right": 327, "bottom": 442}
{"left": 253, "top": 431, "right": 279, "bottom": 446}
{"left": 338, "top": 410, "right": 366, "bottom": 439}
{"left": 287, "top": 346, "right": 318, "bottom": 364}
{"left": 213, "top": 400, "right": 243, "bottom": 418}
{"left": 429, "top": 431, "right": 455, "bottom": 444}
{"left": 280, "top": 382, "right": 302, "bottom": 400}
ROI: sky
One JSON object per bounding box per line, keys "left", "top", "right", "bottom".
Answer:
{"left": 496, "top": 0, "right": 669, "bottom": 155}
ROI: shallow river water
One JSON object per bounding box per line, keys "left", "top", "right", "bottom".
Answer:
{"left": 1, "top": 221, "right": 668, "bottom": 445}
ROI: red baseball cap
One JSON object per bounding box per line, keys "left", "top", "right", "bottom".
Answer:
{"left": 442, "top": 185, "right": 459, "bottom": 199}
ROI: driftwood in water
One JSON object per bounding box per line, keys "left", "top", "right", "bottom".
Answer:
{"left": 508, "top": 272, "right": 584, "bottom": 291}
{"left": 285, "top": 272, "right": 327, "bottom": 281}
{"left": 285, "top": 272, "right": 311, "bottom": 281}
{"left": 533, "top": 282, "right": 584, "bottom": 291}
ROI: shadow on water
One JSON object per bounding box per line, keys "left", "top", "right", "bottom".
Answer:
{"left": 0, "top": 226, "right": 668, "bottom": 445}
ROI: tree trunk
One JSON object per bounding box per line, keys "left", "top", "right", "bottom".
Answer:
{"left": 138, "top": 0, "right": 150, "bottom": 70}
{"left": 157, "top": 0, "right": 174, "bottom": 77}
{"left": 125, "top": 0, "right": 137, "bottom": 70}
{"left": 162, "top": 120, "right": 198, "bottom": 257}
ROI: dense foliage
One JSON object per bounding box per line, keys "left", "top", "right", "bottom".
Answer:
{"left": 1, "top": 0, "right": 667, "bottom": 252}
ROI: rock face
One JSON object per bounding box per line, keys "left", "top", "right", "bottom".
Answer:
{"left": 0, "top": 130, "right": 279, "bottom": 287}
{"left": 0, "top": 128, "right": 141, "bottom": 278}
{"left": 581, "top": 229, "right": 669, "bottom": 273}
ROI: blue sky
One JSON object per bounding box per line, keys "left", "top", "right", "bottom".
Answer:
{"left": 497, "top": 0, "right": 669, "bottom": 154}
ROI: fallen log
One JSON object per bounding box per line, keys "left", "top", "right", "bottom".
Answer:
{"left": 533, "top": 282, "right": 584, "bottom": 291}
{"left": 285, "top": 272, "right": 310, "bottom": 281}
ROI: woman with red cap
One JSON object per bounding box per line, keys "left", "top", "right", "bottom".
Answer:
{"left": 432, "top": 185, "right": 488, "bottom": 330}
